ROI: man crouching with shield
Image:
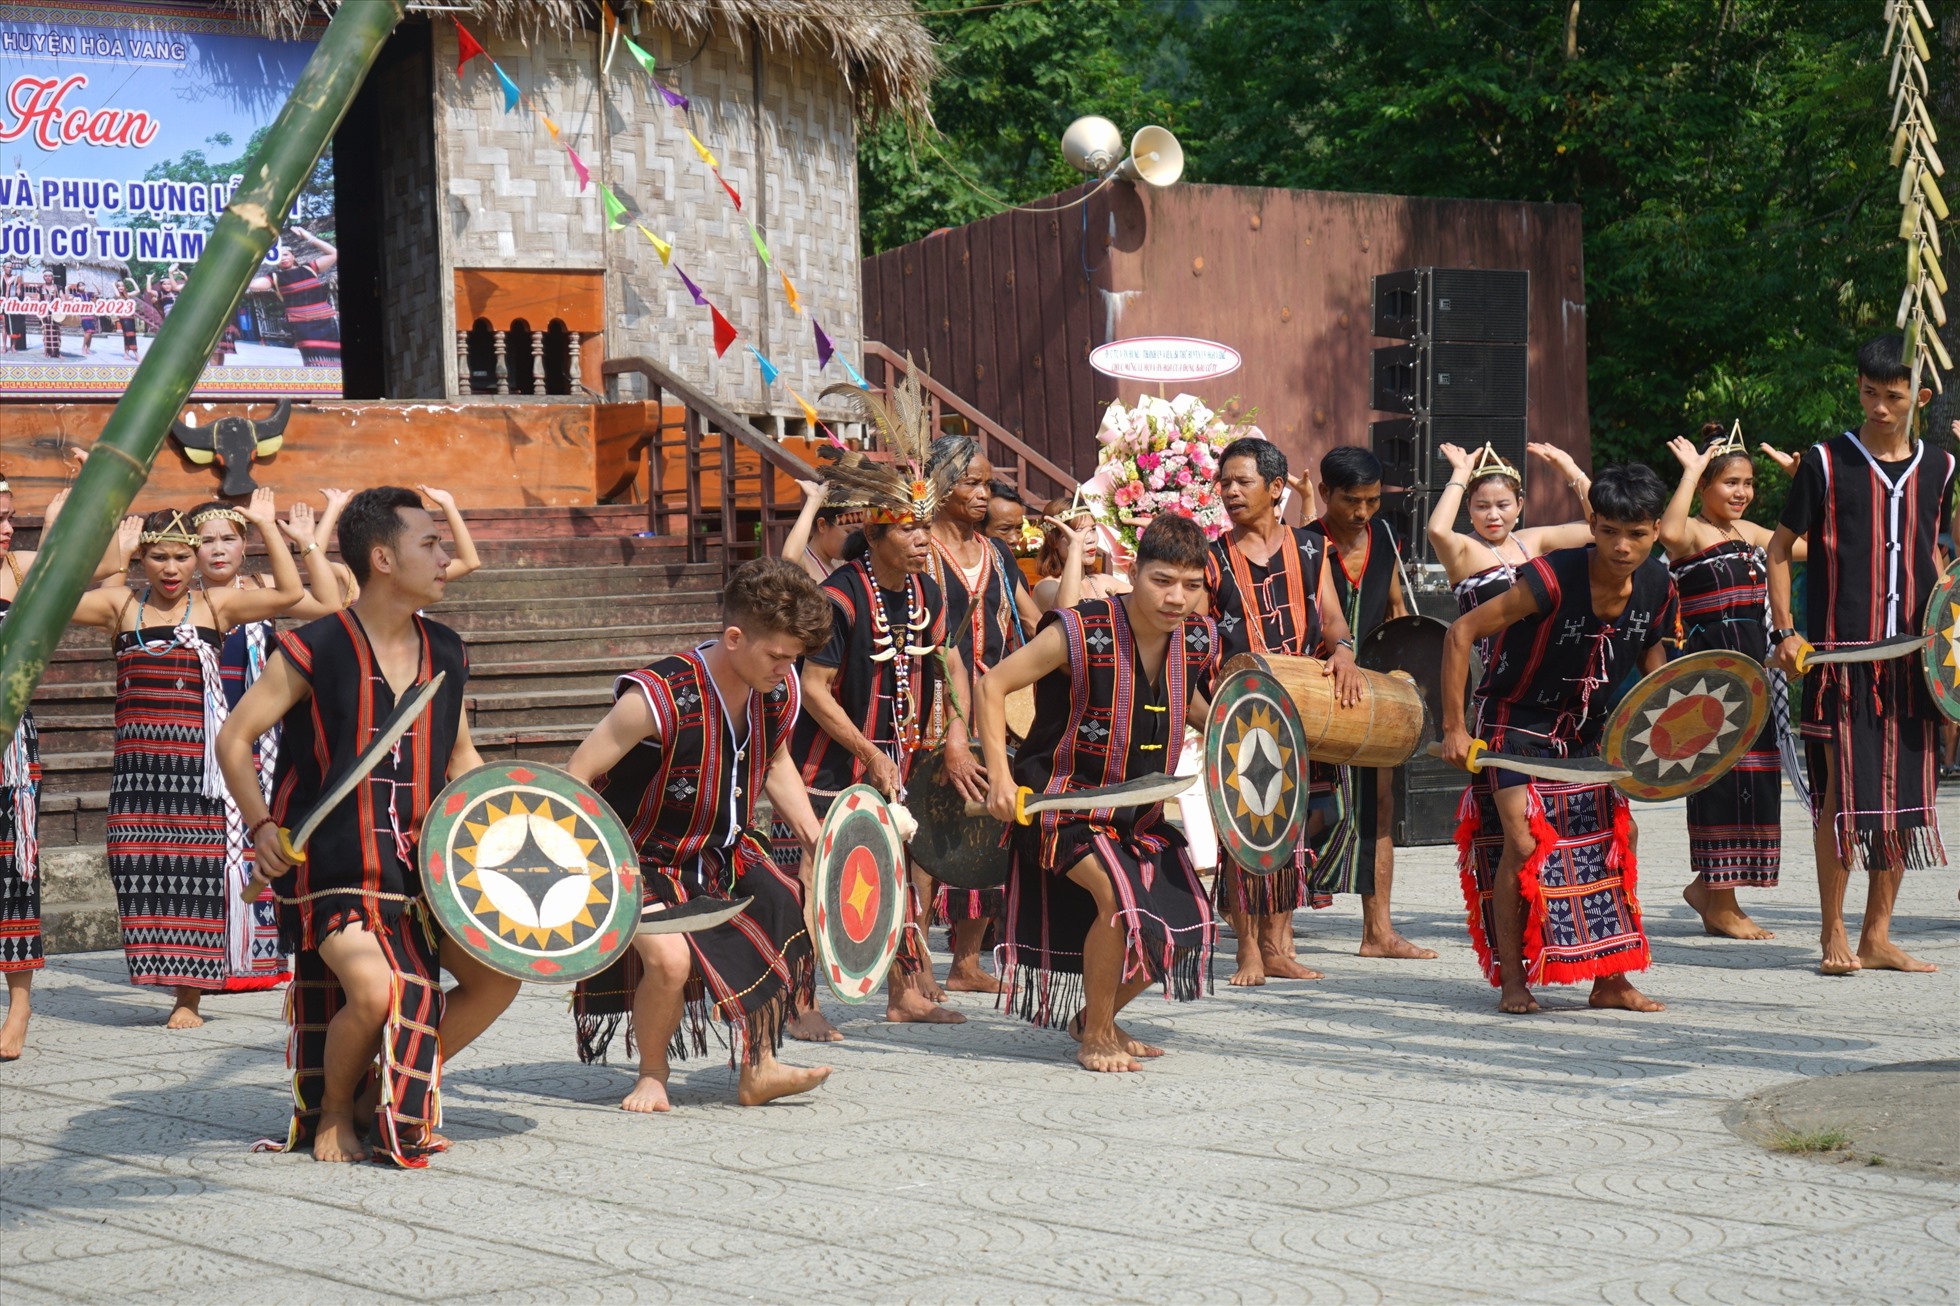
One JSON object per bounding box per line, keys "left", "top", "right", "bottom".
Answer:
{"left": 976, "top": 515, "right": 1220, "bottom": 1072}
{"left": 566, "top": 558, "right": 835, "bottom": 1110}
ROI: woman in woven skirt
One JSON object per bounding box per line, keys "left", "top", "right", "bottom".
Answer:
{"left": 69, "top": 505, "right": 303, "bottom": 1027}
{"left": 1661, "top": 426, "right": 1807, "bottom": 940}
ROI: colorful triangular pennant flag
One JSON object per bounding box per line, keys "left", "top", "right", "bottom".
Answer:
{"left": 599, "top": 183, "right": 629, "bottom": 229}
{"left": 635, "top": 224, "right": 672, "bottom": 266}
{"left": 719, "top": 173, "right": 743, "bottom": 211}
{"left": 749, "top": 345, "right": 780, "bottom": 386}
{"left": 566, "top": 146, "right": 589, "bottom": 191}
{"left": 710, "top": 306, "right": 738, "bottom": 357}
{"left": 791, "top": 388, "right": 820, "bottom": 429}
{"left": 841, "top": 356, "right": 871, "bottom": 390}
{"left": 747, "top": 223, "right": 771, "bottom": 266}
{"left": 781, "top": 272, "right": 801, "bottom": 314}
{"left": 687, "top": 132, "right": 719, "bottom": 170}
{"left": 676, "top": 267, "right": 708, "bottom": 306}
{"left": 495, "top": 64, "right": 521, "bottom": 112}
{"left": 623, "top": 37, "right": 658, "bottom": 77}
{"left": 539, "top": 112, "right": 559, "bottom": 141}
{"left": 456, "top": 23, "right": 487, "bottom": 74}
{"left": 813, "top": 320, "right": 835, "bottom": 370}
{"left": 657, "top": 82, "right": 690, "bottom": 111}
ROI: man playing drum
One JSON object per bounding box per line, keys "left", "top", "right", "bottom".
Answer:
{"left": 1766, "top": 334, "right": 1956, "bottom": 975}
{"left": 1206, "top": 436, "right": 1366, "bottom": 985}
{"left": 564, "top": 559, "right": 837, "bottom": 1111}
{"left": 976, "top": 515, "right": 1220, "bottom": 1073}
{"left": 219, "top": 488, "right": 520, "bottom": 1166}
{"left": 1440, "top": 465, "right": 1678, "bottom": 1015}
{"left": 1304, "top": 446, "right": 1435, "bottom": 961}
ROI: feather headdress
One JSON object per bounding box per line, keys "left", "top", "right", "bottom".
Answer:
{"left": 1704, "top": 419, "right": 1746, "bottom": 458}
{"left": 816, "top": 360, "right": 955, "bottom": 525}
{"left": 1466, "top": 442, "right": 1521, "bottom": 484}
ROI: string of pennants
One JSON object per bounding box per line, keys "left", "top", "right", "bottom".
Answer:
{"left": 1883, "top": 0, "right": 1950, "bottom": 398}
{"left": 454, "top": 18, "right": 867, "bottom": 442}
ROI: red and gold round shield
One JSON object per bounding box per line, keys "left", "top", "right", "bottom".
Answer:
{"left": 1602, "top": 649, "right": 1771, "bottom": 801}
{"left": 812, "top": 784, "right": 906, "bottom": 1003}
{"left": 1921, "top": 569, "right": 1960, "bottom": 723}
{"left": 1203, "top": 659, "right": 1309, "bottom": 875}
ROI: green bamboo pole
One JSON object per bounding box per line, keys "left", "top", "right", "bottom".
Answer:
{"left": 0, "top": 0, "right": 405, "bottom": 739}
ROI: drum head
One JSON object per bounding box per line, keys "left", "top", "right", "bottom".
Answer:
{"left": 1204, "top": 658, "right": 1310, "bottom": 875}
{"left": 1358, "top": 614, "right": 1473, "bottom": 748}
{"left": 907, "top": 749, "right": 1012, "bottom": 890}
{"left": 813, "top": 784, "right": 907, "bottom": 1003}
{"left": 1602, "top": 649, "right": 1771, "bottom": 802}
{"left": 420, "top": 762, "right": 641, "bottom": 983}
{"left": 1921, "top": 570, "right": 1960, "bottom": 723}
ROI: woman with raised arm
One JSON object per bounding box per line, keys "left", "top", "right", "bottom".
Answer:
{"left": 1030, "top": 510, "right": 1129, "bottom": 613}
{"left": 68, "top": 501, "right": 304, "bottom": 1028}
{"left": 780, "top": 478, "right": 856, "bottom": 583}
{"left": 1660, "top": 423, "right": 1806, "bottom": 941}
{"left": 1427, "top": 442, "right": 1595, "bottom": 622}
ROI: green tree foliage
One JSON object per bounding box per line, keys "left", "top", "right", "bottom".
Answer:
{"left": 862, "top": 0, "right": 1955, "bottom": 520}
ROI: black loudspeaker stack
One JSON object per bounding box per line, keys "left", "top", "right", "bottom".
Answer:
{"left": 1367, "top": 268, "right": 1530, "bottom": 563}
{"left": 1366, "top": 268, "right": 1529, "bottom": 845}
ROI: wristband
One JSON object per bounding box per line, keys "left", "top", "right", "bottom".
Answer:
{"left": 1771, "top": 627, "right": 1799, "bottom": 644}
{"left": 247, "top": 815, "right": 278, "bottom": 842}
{"left": 1335, "top": 638, "right": 1356, "bottom": 652}
{"left": 300, "top": 541, "right": 319, "bottom": 557}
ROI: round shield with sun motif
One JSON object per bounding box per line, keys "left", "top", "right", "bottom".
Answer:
{"left": 813, "top": 784, "right": 906, "bottom": 1003}
{"left": 1203, "top": 660, "right": 1310, "bottom": 875}
{"left": 1921, "top": 570, "right": 1960, "bottom": 723}
{"left": 420, "top": 762, "right": 641, "bottom": 983}
{"left": 1601, "top": 650, "right": 1771, "bottom": 802}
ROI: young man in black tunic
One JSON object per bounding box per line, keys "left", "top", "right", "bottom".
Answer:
{"left": 565, "top": 559, "right": 836, "bottom": 1110}
{"left": 1304, "top": 446, "right": 1435, "bottom": 961}
{"left": 1442, "top": 466, "right": 1676, "bottom": 1015}
{"left": 1767, "top": 334, "right": 1957, "bottom": 976}
{"left": 1207, "top": 437, "right": 1366, "bottom": 985}
{"left": 977, "top": 515, "right": 1219, "bottom": 1073}
{"left": 221, "top": 488, "right": 519, "bottom": 1166}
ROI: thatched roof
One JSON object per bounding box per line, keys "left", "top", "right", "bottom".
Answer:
{"left": 225, "top": 0, "right": 935, "bottom": 118}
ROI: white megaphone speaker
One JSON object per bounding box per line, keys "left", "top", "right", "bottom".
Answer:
{"left": 1116, "top": 125, "right": 1184, "bottom": 187}
{"left": 1061, "top": 116, "right": 1125, "bottom": 176}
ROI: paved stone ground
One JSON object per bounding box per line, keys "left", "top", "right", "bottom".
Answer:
{"left": 3, "top": 793, "right": 1957, "bottom": 1304}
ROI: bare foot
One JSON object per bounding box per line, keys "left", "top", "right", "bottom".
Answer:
{"left": 0, "top": 1008, "right": 27, "bottom": 1061}
{"left": 1589, "top": 975, "right": 1665, "bottom": 1012}
{"left": 312, "top": 1111, "right": 369, "bottom": 1163}
{"left": 1358, "top": 933, "right": 1438, "bottom": 960}
{"left": 1075, "top": 1032, "right": 1142, "bottom": 1073}
{"left": 1226, "top": 939, "right": 1268, "bottom": 988}
{"left": 1498, "top": 984, "right": 1541, "bottom": 1014}
{"left": 1259, "top": 950, "right": 1324, "bottom": 981}
{"left": 916, "top": 971, "right": 951, "bottom": 1004}
{"left": 165, "top": 991, "right": 204, "bottom": 1029}
{"left": 736, "top": 1060, "right": 832, "bottom": 1106}
{"left": 944, "top": 965, "right": 1009, "bottom": 994}
{"left": 1857, "top": 941, "right": 1938, "bottom": 973}
{"left": 886, "top": 989, "right": 965, "bottom": 1024}
{"left": 1819, "top": 937, "right": 1861, "bottom": 976}
{"left": 1069, "top": 1015, "right": 1164, "bottom": 1059}
{"left": 786, "top": 1008, "right": 845, "bottom": 1042}
{"left": 1683, "top": 881, "right": 1774, "bottom": 939}
{"left": 621, "top": 1074, "right": 673, "bottom": 1113}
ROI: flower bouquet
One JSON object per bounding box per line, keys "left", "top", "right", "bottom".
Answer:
{"left": 1080, "top": 393, "right": 1258, "bottom": 556}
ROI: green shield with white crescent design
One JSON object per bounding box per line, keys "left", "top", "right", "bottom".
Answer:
{"left": 420, "top": 762, "right": 641, "bottom": 983}
{"left": 813, "top": 784, "right": 907, "bottom": 1003}
{"left": 1922, "top": 570, "right": 1960, "bottom": 724}
{"left": 1204, "top": 658, "right": 1310, "bottom": 875}
{"left": 1602, "top": 650, "right": 1771, "bottom": 802}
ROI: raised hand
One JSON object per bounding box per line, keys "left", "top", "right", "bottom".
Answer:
{"left": 318, "top": 487, "right": 351, "bottom": 512}
{"left": 1666, "top": 436, "right": 1709, "bottom": 472}
{"left": 1438, "top": 443, "right": 1472, "bottom": 472}
{"left": 1042, "top": 514, "right": 1092, "bottom": 550}
{"left": 417, "top": 485, "right": 458, "bottom": 513}
{"left": 1757, "top": 443, "right": 1799, "bottom": 477}
{"left": 796, "top": 477, "right": 825, "bottom": 502}
{"left": 278, "top": 500, "right": 317, "bottom": 547}
{"left": 243, "top": 486, "right": 277, "bottom": 527}
{"left": 115, "top": 515, "right": 143, "bottom": 567}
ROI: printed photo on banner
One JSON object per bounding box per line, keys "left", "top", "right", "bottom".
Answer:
{"left": 0, "top": 3, "right": 337, "bottom": 398}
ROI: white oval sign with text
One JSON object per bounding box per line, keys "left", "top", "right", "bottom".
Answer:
{"left": 1089, "top": 336, "right": 1241, "bottom": 383}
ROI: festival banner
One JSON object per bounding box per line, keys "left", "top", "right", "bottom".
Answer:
{"left": 0, "top": 3, "right": 337, "bottom": 398}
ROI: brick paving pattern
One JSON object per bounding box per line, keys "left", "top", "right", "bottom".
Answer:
{"left": 3, "top": 794, "right": 1956, "bottom": 1303}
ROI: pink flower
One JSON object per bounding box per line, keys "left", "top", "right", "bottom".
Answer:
{"left": 1113, "top": 480, "right": 1146, "bottom": 507}
{"left": 1175, "top": 468, "right": 1192, "bottom": 487}
{"left": 1137, "top": 452, "right": 1161, "bottom": 472}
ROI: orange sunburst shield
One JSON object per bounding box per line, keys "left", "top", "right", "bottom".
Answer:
{"left": 813, "top": 784, "right": 905, "bottom": 1002}
{"left": 420, "top": 762, "right": 641, "bottom": 982}
{"left": 1601, "top": 650, "right": 1771, "bottom": 802}
{"left": 1203, "top": 666, "right": 1310, "bottom": 874}
{"left": 1921, "top": 570, "right": 1960, "bottom": 724}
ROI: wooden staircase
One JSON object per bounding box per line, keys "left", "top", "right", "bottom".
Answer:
{"left": 33, "top": 504, "right": 729, "bottom": 953}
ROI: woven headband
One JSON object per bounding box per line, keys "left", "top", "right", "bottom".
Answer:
{"left": 189, "top": 505, "right": 248, "bottom": 528}
{"left": 1466, "top": 443, "right": 1522, "bottom": 485}
{"left": 1705, "top": 420, "right": 1747, "bottom": 458}
{"left": 139, "top": 511, "right": 198, "bottom": 546}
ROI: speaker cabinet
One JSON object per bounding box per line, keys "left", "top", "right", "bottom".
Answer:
{"left": 1371, "top": 267, "right": 1529, "bottom": 343}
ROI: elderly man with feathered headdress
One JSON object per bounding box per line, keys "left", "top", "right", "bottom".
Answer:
{"left": 779, "top": 368, "right": 980, "bottom": 1037}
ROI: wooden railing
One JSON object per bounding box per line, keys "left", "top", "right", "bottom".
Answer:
{"left": 602, "top": 356, "right": 814, "bottom": 581}
{"left": 861, "top": 342, "right": 1078, "bottom": 504}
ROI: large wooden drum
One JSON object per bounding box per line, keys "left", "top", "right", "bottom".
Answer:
{"left": 1219, "top": 652, "right": 1427, "bottom": 769}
